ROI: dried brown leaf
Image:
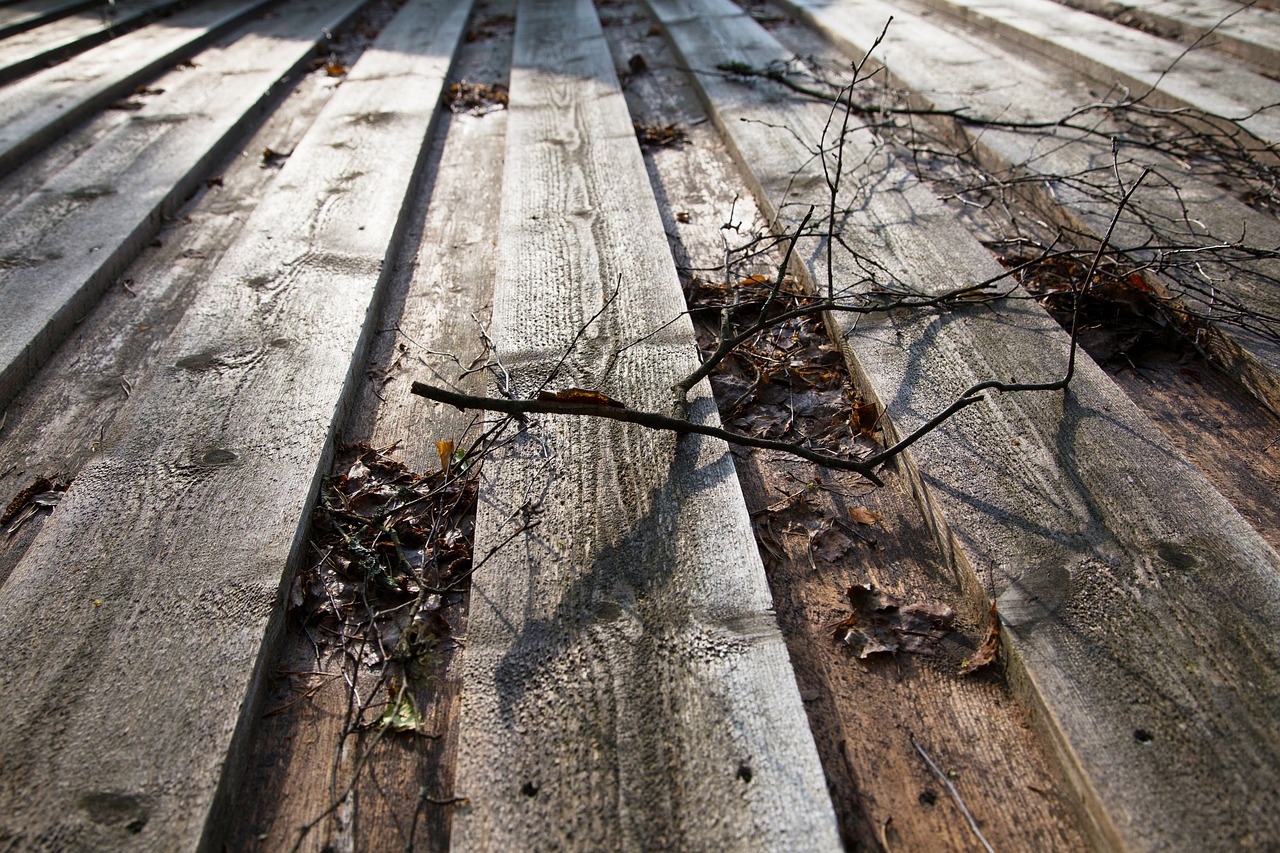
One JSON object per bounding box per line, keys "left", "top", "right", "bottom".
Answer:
{"left": 834, "top": 584, "right": 954, "bottom": 659}
{"left": 960, "top": 599, "right": 1001, "bottom": 675}
{"left": 848, "top": 506, "right": 882, "bottom": 526}
{"left": 536, "top": 388, "right": 627, "bottom": 408}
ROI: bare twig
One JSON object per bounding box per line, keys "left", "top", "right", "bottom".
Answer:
{"left": 911, "top": 735, "right": 996, "bottom": 853}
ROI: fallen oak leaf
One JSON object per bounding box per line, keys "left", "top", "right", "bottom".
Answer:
{"left": 959, "top": 599, "right": 1001, "bottom": 675}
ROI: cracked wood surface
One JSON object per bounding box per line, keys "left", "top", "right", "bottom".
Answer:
{"left": 0, "top": 0, "right": 366, "bottom": 412}
{"left": 0, "top": 0, "right": 196, "bottom": 85}
{"left": 0, "top": 0, "right": 1277, "bottom": 848}
{"left": 0, "top": 0, "right": 280, "bottom": 177}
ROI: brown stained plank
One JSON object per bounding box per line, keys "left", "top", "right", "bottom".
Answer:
{"left": 905, "top": 0, "right": 1280, "bottom": 147}
{"left": 648, "top": 1, "right": 1280, "bottom": 849}
{"left": 1107, "top": 353, "right": 1280, "bottom": 552}
{"left": 0, "top": 0, "right": 368, "bottom": 411}
{"left": 0, "top": 0, "right": 472, "bottom": 847}
{"left": 449, "top": 0, "right": 840, "bottom": 848}
{"left": 0, "top": 0, "right": 278, "bottom": 177}
{"left": 228, "top": 9, "right": 514, "bottom": 849}
{"left": 0, "top": 0, "right": 192, "bottom": 86}
{"left": 598, "top": 6, "right": 1089, "bottom": 848}
{"left": 777, "top": 0, "right": 1280, "bottom": 418}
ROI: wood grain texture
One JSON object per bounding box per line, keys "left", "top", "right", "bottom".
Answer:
{"left": 0, "top": 0, "right": 192, "bottom": 86}
{"left": 0, "top": 53, "right": 342, "bottom": 583}
{"left": 781, "top": 0, "right": 1280, "bottom": 412}
{"left": 0, "top": 0, "right": 102, "bottom": 40}
{"left": 648, "top": 0, "right": 1280, "bottom": 849}
{"left": 597, "top": 7, "right": 1089, "bottom": 848}
{"left": 1053, "top": 0, "right": 1280, "bottom": 70}
{"left": 905, "top": 0, "right": 1280, "bottom": 147}
{"left": 0, "top": 0, "right": 367, "bottom": 412}
{"left": 0, "top": 0, "right": 278, "bottom": 177}
{"left": 449, "top": 0, "right": 840, "bottom": 849}
{"left": 229, "top": 13, "right": 514, "bottom": 848}
{"left": 0, "top": 0, "right": 470, "bottom": 847}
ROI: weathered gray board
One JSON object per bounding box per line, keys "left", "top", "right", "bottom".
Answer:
{"left": 909, "top": 0, "right": 1280, "bottom": 148}
{"left": 0, "top": 0, "right": 191, "bottom": 85}
{"left": 648, "top": 0, "right": 1280, "bottom": 848}
{"left": 0, "top": 0, "right": 367, "bottom": 411}
{"left": 0, "top": 0, "right": 276, "bottom": 177}
{"left": 781, "top": 0, "right": 1280, "bottom": 413}
{"left": 0, "top": 0, "right": 472, "bottom": 847}
{"left": 1056, "top": 0, "right": 1280, "bottom": 70}
{"left": 449, "top": 0, "right": 841, "bottom": 848}
{"left": 0, "top": 0, "right": 102, "bottom": 40}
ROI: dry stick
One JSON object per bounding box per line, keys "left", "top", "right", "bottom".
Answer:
{"left": 911, "top": 734, "right": 996, "bottom": 853}
{"left": 411, "top": 381, "right": 886, "bottom": 484}
{"left": 715, "top": 61, "right": 1279, "bottom": 157}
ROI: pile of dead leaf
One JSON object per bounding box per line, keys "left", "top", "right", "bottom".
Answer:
{"left": 291, "top": 442, "right": 475, "bottom": 715}
{"left": 1007, "top": 253, "right": 1188, "bottom": 368}
{"left": 446, "top": 81, "right": 509, "bottom": 115}
{"left": 832, "top": 583, "right": 954, "bottom": 659}
{"left": 832, "top": 583, "right": 1000, "bottom": 674}
{"left": 634, "top": 121, "right": 689, "bottom": 149}
{"left": 687, "top": 274, "right": 879, "bottom": 458}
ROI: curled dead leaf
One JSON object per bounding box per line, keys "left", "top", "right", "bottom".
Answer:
{"left": 960, "top": 599, "right": 1001, "bottom": 675}
{"left": 848, "top": 506, "right": 882, "bottom": 526}
{"left": 536, "top": 388, "right": 627, "bottom": 408}
{"left": 852, "top": 401, "right": 879, "bottom": 436}
{"left": 436, "top": 440, "right": 455, "bottom": 472}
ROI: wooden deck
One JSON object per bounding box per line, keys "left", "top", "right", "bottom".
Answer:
{"left": 0, "top": 0, "right": 1277, "bottom": 849}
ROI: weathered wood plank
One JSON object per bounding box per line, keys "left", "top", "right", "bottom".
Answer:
{"left": 229, "top": 11, "right": 516, "bottom": 847}
{"left": 0, "top": 0, "right": 192, "bottom": 86}
{"left": 448, "top": 0, "right": 840, "bottom": 848}
{"left": 647, "top": 0, "right": 1280, "bottom": 848}
{"left": 1055, "top": 0, "right": 1280, "bottom": 70}
{"left": 0, "top": 0, "right": 367, "bottom": 412}
{"left": 0, "top": 60, "right": 343, "bottom": 587}
{"left": 779, "top": 0, "right": 1280, "bottom": 412}
{"left": 597, "top": 6, "right": 1091, "bottom": 847}
{"left": 906, "top": 0, "right": 1280, "bottom": 148}
{"left": 0, "top": 0, "right": 472, "bottom": 848}
{"left": 0, "top": 0, "right": 103, "bottom": 40}
{"left": 0, "top": 0, "right": 277, "bottom": 177}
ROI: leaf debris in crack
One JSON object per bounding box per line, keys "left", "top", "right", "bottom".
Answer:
{"left": 833, "top": 583, "right": 955, "bottom": 660}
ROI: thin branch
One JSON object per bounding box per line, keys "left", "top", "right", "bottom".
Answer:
{"left": 411, "top": 381, "right": 886, "bottom": 485}
{"left": 911, "top": 735, "right": 995, "bottom": 853}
